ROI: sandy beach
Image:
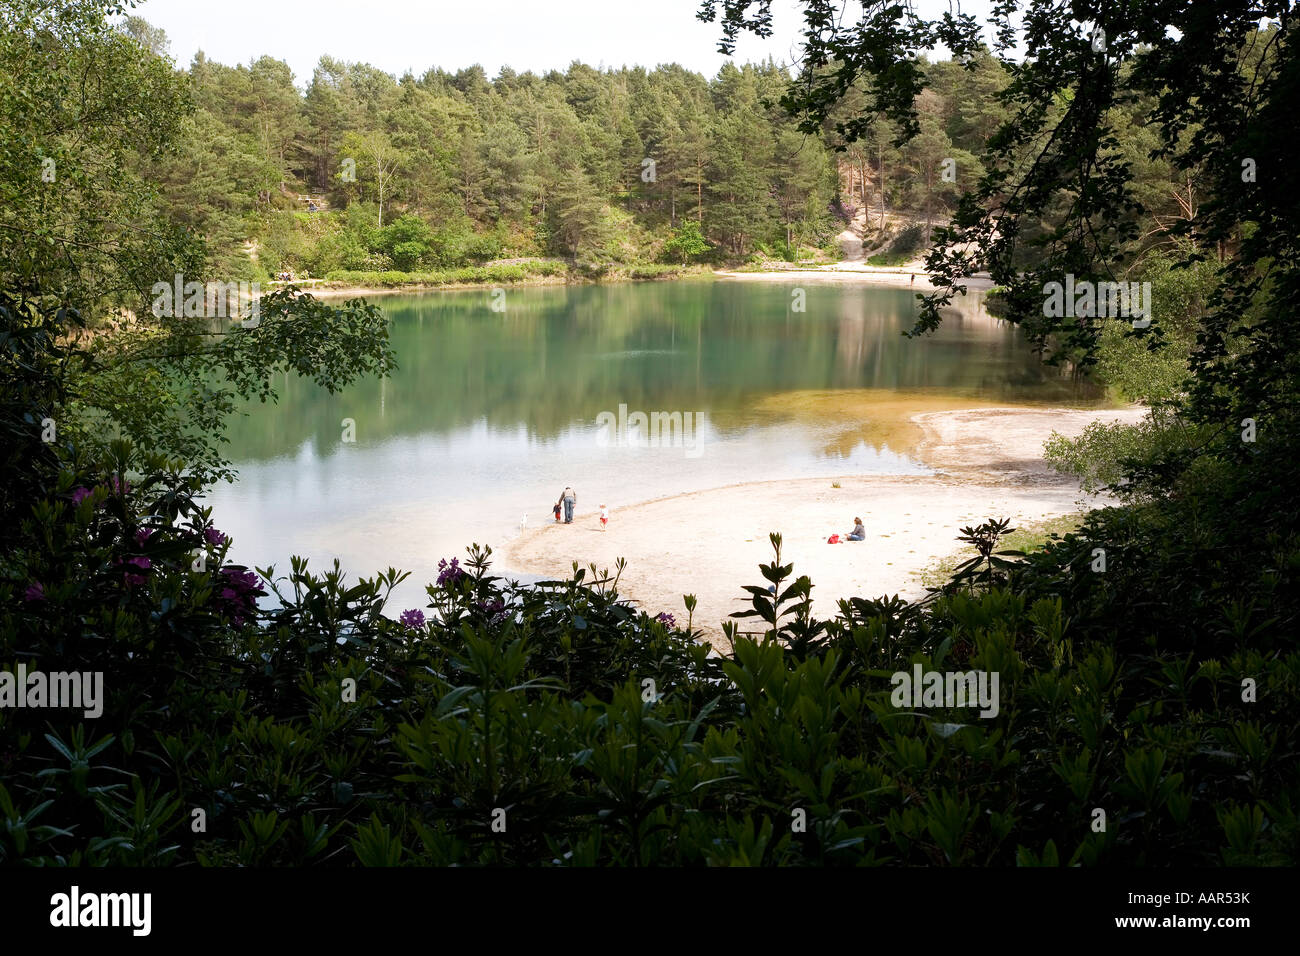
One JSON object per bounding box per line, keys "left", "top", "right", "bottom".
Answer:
{"left": 293, "top": 275, "right": 571, "bottom": 300}
{"left": 292, "top": 261, "right": 989, "bottom": 301}
{"left": 504, "top": 404, "right": 1146, "bottom": 643}
{"left": 713, "top": 265, "right": 994, "bottom": 292}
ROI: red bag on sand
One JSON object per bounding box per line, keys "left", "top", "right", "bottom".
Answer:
{"left": 827, "top": 534, "right": 840, "bottom": 544}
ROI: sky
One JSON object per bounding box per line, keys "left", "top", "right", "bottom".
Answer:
{"left": 132, "top": 0, "right": 998, "bottom": 86}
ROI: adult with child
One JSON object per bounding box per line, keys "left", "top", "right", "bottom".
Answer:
{"left": 557, "top": 486, "right": 577, "bottom": 524}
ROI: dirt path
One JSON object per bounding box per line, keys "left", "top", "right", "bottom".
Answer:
{"left": 835, "top": 208, "right": 867, "bottom": 261}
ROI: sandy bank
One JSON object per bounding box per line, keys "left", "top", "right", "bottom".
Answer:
{"left": 295, "top": 275, "right": 572, "bottom": 300}
{"left": 503, "top": 404, "right": 1146, "bottom": 644}
{"left": 714, "top": 267, "right": 995, "bottom": 292}
{"left": 280, "top": 264, "right": 989, "bottom": 301}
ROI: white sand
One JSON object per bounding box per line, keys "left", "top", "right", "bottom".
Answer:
{"left": 305, "top": 263, "right": 989, "bottom": 300}
{"left": 713, "top": 266, "right": 994, "bottom": 292}
{"left": 504, "top": 405, "right": 1146, "bottom": 643}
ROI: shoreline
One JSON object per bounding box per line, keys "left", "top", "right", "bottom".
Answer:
{"left": 502, "top": 404, "right": 1146, "bottom": 645}
{"left": 284, "top": 262, "right": 989, "bottom": 301}
{"left": 300, "top": 274, "right": 572, "bottom": 300}
{"left": 292, "top": 266, "right": 707, "bottom": 300}
{"left": 714, "top": 267, "right": 994, "bottom": 292}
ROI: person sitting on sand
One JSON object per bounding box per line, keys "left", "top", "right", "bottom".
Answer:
{"left": 847, "top": 517, "right": 866, "bottom": 541}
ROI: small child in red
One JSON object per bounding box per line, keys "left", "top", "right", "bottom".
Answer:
{"left": 599, "top": 504, "right": 609, "bottom": 530}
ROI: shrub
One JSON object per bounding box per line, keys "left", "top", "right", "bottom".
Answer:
{"left": 322, "top": 261, "right": 566, "bottom": 287}
{"left": 378, "top": 214, "right": 434, "bottom": 271}
{"left": 5, "top": 286, "right": 1297, "bottom": 869}
{"left": 4, "top": 442, "right": 1295, "bottom": 866}
{"left": 829, "top": 198, "right": 857, "bottom": 224}
{"left": 662, "top": 220, "right": 711, "bottom": 265}
{"left": 887, "top": 223, "right": 925, "bottom": 257}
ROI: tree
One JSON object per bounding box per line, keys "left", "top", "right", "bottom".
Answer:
{"left": 1, "top": 0, "right": 398, "bottom": 482}
{"left": 701, "top": 0, "right": 1299, "bottom": 429}
{"left": 680, "top": 116, "right": 714, "bottom": 225}
{"left": 549, "top": 168, "right": 609, "bottom": 258}
{"left": 247, "top": 56, "right": 303, "bottom": 195}
{"left": 663, "top": 219, "right": 711, "bottom": 264}
{"left": 341, "top": 130, "right": 402, "bottom": 227}
{"left": 707, "top": 112, "right": 773, "bottom": 256}
{"left": 898, "top": 90, "right": 959, "bottom": 243}
{"left": 304, "top": 62, "right": 347, "bottom": 192}
{"left": 481, "top": 115, "right": 540, "bottom": 222}
{"left": 388, "top": 85, "right": 462, "bottom": 222}
{"left": 378, "top": 213, "right": 434, "bottom": 271}
{"left": 0, "top": 0, "right": 198, "bottom": 313}
{"left": 119, "top": 14, "right": 169, "bottom": 56}
{"left": 771, "top": 128, "right": 833, "bottom": 253}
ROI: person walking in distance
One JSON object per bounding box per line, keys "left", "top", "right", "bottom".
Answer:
{"left": 561, "top": 486, "right": 577, "bottom": 524}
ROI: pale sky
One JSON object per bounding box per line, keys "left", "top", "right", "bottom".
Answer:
{"left": 131, "top": 0, "right": 999, "bottom": 85}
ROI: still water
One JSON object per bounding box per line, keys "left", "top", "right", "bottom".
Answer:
{"left": 206, "top": 277, "right": 1104, "bottom": 611}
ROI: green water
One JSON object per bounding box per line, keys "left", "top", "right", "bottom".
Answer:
{"left": 206, "top": 276, "right": 1104, "bottom": 610}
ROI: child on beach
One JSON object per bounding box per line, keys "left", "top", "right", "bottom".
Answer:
{"left": 599, "top": 504, "right": 609, "bottom": 530}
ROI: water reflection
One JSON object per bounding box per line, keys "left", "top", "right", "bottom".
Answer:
{"left": 206, "top": 278, "right": 1104, "bottom": 611}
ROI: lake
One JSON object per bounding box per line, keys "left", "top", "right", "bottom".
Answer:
{"left": 206, "top": 277, "right": 1105, "bottom": 613}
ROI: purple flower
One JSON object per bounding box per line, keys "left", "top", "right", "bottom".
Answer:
{"left": 114, "top": 555, "right": 152, "bottom": 588}
{"left": 134, "top": 527, "right": 154, "bottom": 546}
{"left": 204, "top": 527, "right": 227, "bottom": 547}
{"left": 220, "top": 567, "right": 263, "bottom": 592}
{"left": 213, "top": 566, "right": 266, "bottom": 625}
{"left": 473, "top": 598, "right": 507, "bottom": 623}
{"left": 108, "top": 475, "right": 130, "bottom": 495}
{"left": 436, "top": 557, "right": 465, "bottom": 587}
{"left": 71, "top": 486, "right": 92, "bottom": 505}
{"left": 654, "top": 612, "right": 676, "bottom": 629}
{"left": 399, "top": 608, "right": 426, "bottom": 631}
{"left": 23, "top": 582, "right": 45, "bottom": 602}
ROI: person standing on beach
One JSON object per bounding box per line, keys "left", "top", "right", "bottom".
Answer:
{"left": 561, "top": 486, "right": 576, "bottom": 524}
